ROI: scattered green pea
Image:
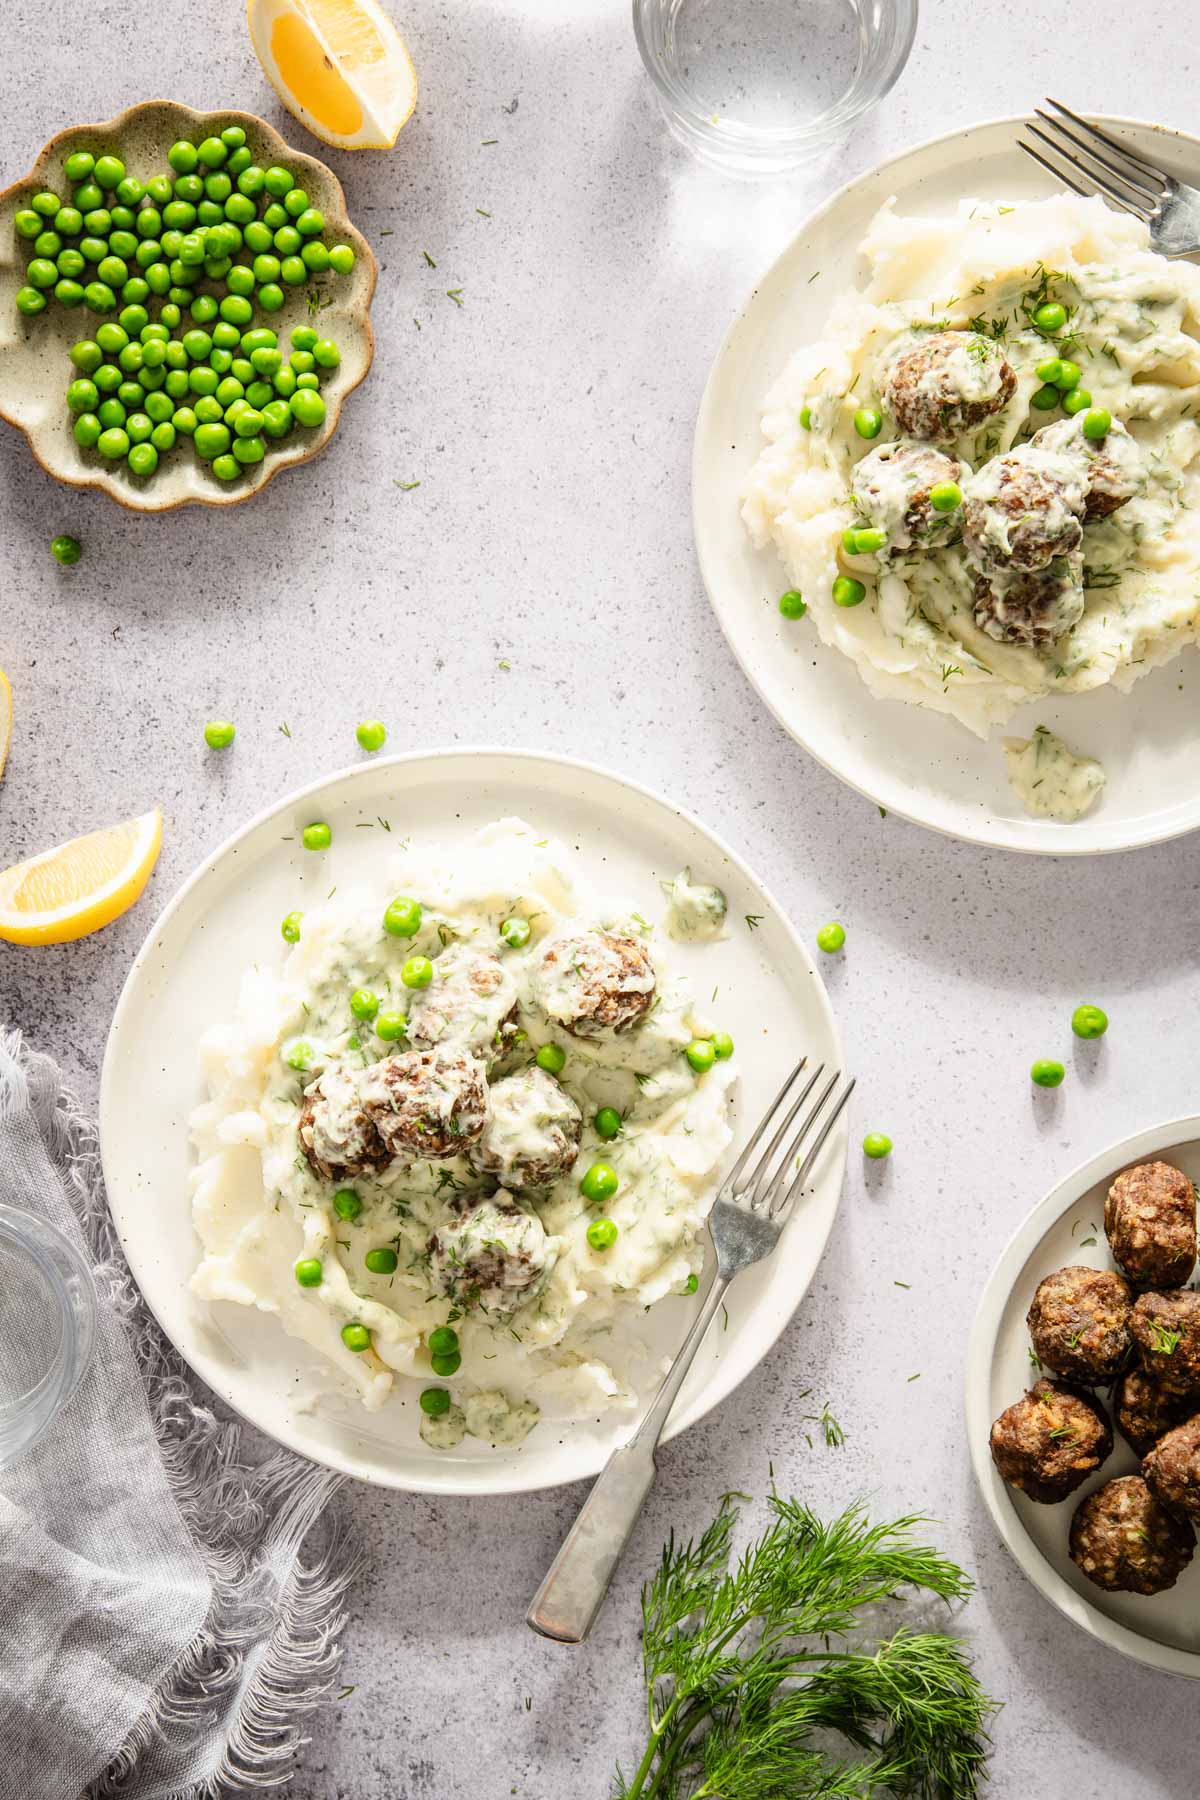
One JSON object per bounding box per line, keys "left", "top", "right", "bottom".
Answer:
{"left": 356, "top": 718, "right": 386, "bottom": 752}
{"left": 375, "top": 1010, "right": 408, "bottom": 1042}
{"left": 853, "top": 406, "right": 882, "bottom": 440}
{"left": 1035, "top": 356, "right": 1063, "bottom": 385}
{"left": 431, "top": 1348, "right": 461, "bottom": 1377}
{"left": 832, "top": 576, "right": 866, "bottom": 607}
{"left": 333, "top": 1188, "right": 362, "bottom": 1221}
{"left": 779, "top": 588, "right": 806, "bottom": 619}
{"left": 341, "top": 1322, "right": 371, "bottom": 1353}
{"left": 863, "top": 1132, "right": 892, "bottom": 1160}
{"left": 1083, "top": 407, "right": 1112, "bottom": 440}
{"left": 383, "top": 895, "right": 421, "bottom": 937}
{"left": 580, "top": 1162, "right": 619, "bottom": 1204}
{"left": 294, "top": 1258, "right": 323, "bottom": 1287}
{"left": 1033, "top": 301, "right": 1067, "bottom": 333}
{"left": 285, "top": 1040, "right": 313, "bottom": 1071}
{"left": 365, "top": 1247, "right": 398, "bottom": 1274}
{"left": 350, "top": 988, "right": 379, "bottom": 1021}
{"left": 587, "top": 1218, "right": 618, "bottom": 1251}
{"left": 536, "top": 1042, "right": 566, "bottom": 1075}
{"left": 402, "top": 956, "right": 434, "bottom": 989}
{"left": 1031, "top": 384, "right": 1061, "bottom": 411}
{"left": 420, "top": 1387, "right": 451, "bottom": 1416}
{"left": 594, "top": 1106, "right": 623, "bottom": 1141}
{"left": 1071, "top": 1004, "right": 1108, "bottom": 1039}
{"left": 685, "top": 1273, "right": 699, "bottom": 1294}
{"left": 816, "top": 921, "right": 846, "bottom": 953}
{"left": 302, "top": 821, "right": 332, "bottom": 851}
{"left": 1031, "top": 1059, "right": 1065, "bottom": 1088}
{"left": 50, "top": 534, "right": 81, "bottom": 565}
{"left": 204, "top": 719, "right": 235, "bottom": 749}
{"left": 499, "top": 916, "right": 531, "bottom": 949}
{"left": 1055, "top": 359, "right": 1081, "bottom": 390}
{"left": 281, "top": 911, "right": 303, "bottom": 943}
{"left": 686, "top": 1038, "right": 717, "bottom": 1074}
{"left": 712, "top": 1032, "right": 734, "bottom": 1060}
{"left": 799, "top": 405, "right": 813, "bottom": 430}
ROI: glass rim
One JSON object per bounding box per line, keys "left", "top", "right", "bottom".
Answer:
{"left": 0, "top": 1205, "right": 96, "bottom": 1457}
{"left": 632, "top": 0, "right": 920, "bottom": 153}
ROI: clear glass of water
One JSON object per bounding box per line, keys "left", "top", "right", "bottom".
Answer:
{"left": 0, "top": 1205, "right": 96, "bottom": 1467}
{"left": 633, "top": 0, "right": 918, "bottom": 176}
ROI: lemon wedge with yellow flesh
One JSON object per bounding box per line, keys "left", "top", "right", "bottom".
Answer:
{"left": 0, "top": 668, "right": 11, "bottom": 782}
{"left": 0, "top": 809, "right": 162, "bottom": 946}
{"left": 249, "top": 0, "right": 417, "bottom": 150}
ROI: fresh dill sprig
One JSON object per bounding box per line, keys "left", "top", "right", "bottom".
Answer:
{"left": 614, "top": 1492, "right": 995, "bottom": 1800}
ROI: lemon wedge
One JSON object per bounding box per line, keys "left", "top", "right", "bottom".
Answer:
{"left": 0, "top": 809, "right": 162, "bottom": 946}
{"left": 0, "top": 668, "right": 11, "bottom": 782}
{"left": 248, "top": 0, "right": 417, "bottom": 150}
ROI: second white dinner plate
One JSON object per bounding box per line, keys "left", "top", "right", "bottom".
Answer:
{"left": 693, "top": 114, "right": 1200, "bottom": 855}
{"left": 100, "top": 748, "right": 846, "bottom": 1494}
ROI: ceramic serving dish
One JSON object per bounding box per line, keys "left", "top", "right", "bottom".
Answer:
{"left": 0, "top": 99, "right": 376, "bottom": 511}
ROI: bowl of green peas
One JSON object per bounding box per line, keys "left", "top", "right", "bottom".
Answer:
{"left": 0, "top": 100, "right": 376, "bottom": 509}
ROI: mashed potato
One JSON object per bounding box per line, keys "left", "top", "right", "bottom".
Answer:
{"left": 741, "top": 195, "right": 1200, "bottom": 760}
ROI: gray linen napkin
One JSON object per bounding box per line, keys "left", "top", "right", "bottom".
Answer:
{"left": 0, "top": 1030, "right": 364, "bottom": 1799}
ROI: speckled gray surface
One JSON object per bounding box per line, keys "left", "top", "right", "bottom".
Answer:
{"left": 2, "top": 3, "right": 1200, "bottom": 1795}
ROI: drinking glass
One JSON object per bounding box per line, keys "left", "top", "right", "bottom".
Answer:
{"left": 0, "top": 1204, "right": 96, "bottom": 1467}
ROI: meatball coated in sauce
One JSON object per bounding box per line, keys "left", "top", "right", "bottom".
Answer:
{"left": 1131, "top": 1290, "right": 1200, "bottom": 1395}
{"left": 470, "top": 1065, "right": 582, "bottom": 1189}
{"left": 428, "top": 1194, "right": 551, "bottom": 1316}
{"left": 963, "top": 445, "right": 1086, "bottom": 573}
{"left": 1035, "top": 413, "right": 1142, "bottom": 521}
{"left": 533, "top": 929, "right": 656, "bottom": 1038}
{"left": 1105, "top": 1160, "right": 1197, "bottom": 1290}
{"left": 1069, "top": 1475, "right": 1195, "bottom": 1595}
{"left": 357, "top": 1047, "right": 489, "bottom": 1161}
{"left": 404, "top": 942, "right": 520, "bottom": 1061}
{"left": 1143, "top": 1413, "right": 1200, "bottom": 1523}
{"left": 297, "top": 1064, "right": 391, "bottom": 1181}
{"left": 989, "top": 1380, "right": 1113, "bottom": 1504}
{"left": 882, "top": 330, "right": 1016, "bottom": 442}
{"left": 1027, "top": 1265, "right": 1132, "bottom": 1384}
{"left": 1115, "top": 1367, "right": 1196, "bottom": 1459}
{"left": 971, "top": 558, "right": 1085, "bottom": 650}
{"left": 851, "top": 441, "right": 965, "bottom": 552}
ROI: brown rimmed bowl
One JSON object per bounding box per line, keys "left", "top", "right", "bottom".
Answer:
{"left": 0, "top": 99, "right": 376, "bottom": 512}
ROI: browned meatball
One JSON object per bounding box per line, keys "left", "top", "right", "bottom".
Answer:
{"left": 1069, "top": 1475, "right": 1195, "bottom": 1594}
{"left": 850, "top": 441, "right": 964, "bottom": 552}
{"left": 533, "top": 930, "right": 656, "bottom": 1038}
{"left": 1034, "top": 414, "right": 1142, "bottom": 520}
{"left": 470, "top": 1066, "right": 582, "bottom": 1189}
{"left": 1027, "top": 1265, "right": 1132, "bottom": 1384}
{"left": 357, "top": 1048, "right": 489, "bottom": 1161}
{"left": 971, "top": 558, "right": 1084, "bottom": 650}
{"left": 1131, "top": 1290, "right": 1200, "bottom": 1395}
{"left": 404, "top": 942, "right": 521, "bottom": 1061}
{"left": 1114, "top": 1367, "right": 1196, "bottom": 1458}
{"left": 882, "top": 331, "right": 1016, "bottom": 442}
{"left": 989, "top": 1380, "right": 1112, "bottom": 1503}
{"left": 1143, "top": 1414, "right": 1200, "bottom": 1522}
{"left": 297, "top": 1064, "right": 392, "bottom": 1182}
{"left": 1105, "top": 1160, "right": 1197, "bottom": 1290}
{"left": 963, "top": 446, "right": 1085, "bottom": 573}
{"left": 428, "top": 1195, "right": 551, "bottom": 1316}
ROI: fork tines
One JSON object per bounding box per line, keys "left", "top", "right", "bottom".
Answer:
{"left": 726, "top": 1056, "right": 855, "bottom": 1223}
{"left": 1018, "top": 99, "right": 1167, "bottom": 223}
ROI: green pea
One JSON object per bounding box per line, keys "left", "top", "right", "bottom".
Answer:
{"left": 63, "top": 151, "right": 95, "bottom": 182}
{"left": 273, "top": 368, "right": 297, "bottom": 398}
{"left": 216, "top": 377, "right": 244, "bottom": 409}
{"left": 1055, "top": 359, "right": 1081, "bottom": 390}
{"left": 92, "top": 154, "right": 124, "bottom": 189}
{"left": 14, "top": 209, "right": 41, "bottom": 238}
{"left": 816, "top": 921, "right": 845, "bottom": 953}
{"left": 348, "top": 987, "right": 378, "bottom": 1021}
{"left": 219, "top": 294, "right": 253, "bottom": 327}
{"left": 333, "top": 1188, "right": 362, "bottom": 1221}
{"left": 73, "top": 181, "right": 104, "bottom": 211}
{"left": 145, "top": 390, "right": 174, "bottom": 422}
{"left": 580, "top": 1161, "right": 618, "bottom": 1204}
{"left": 238, "top": 165, "right": 267, "bottom": 195}
{"left": 365, "top": 1247, "right": 398, "bottom": 1275}
{"left": 291, "top": 325, "right": 318, "bottom": 350}
{"left": 196, "top": 136, "right": 227, "bottom": 169}
{"left": 536, "top": 1043, "right": 566, "bottom": 1075}
{"left": 168, "top": 139, "right": 198, "bottom": 174}
{"left": 204, "top": 719, "right": 235, "bottom": 749}
{"left": 329, "top": 244, "right": 355, "bottom": 274}
{"left": 73, "top": 412, "right": 102, "bottom": 448}
{"left": 193, "top": 421, "right": 231, "bottom": 460}
{"left": 244, "top": 220, "right": 274, "bottom": 254}
{"left": 96, "top": 426, "right": 129, "bottom": 459}
{"left": 853, "top": 406, "right": 883, "bottom": 439}
{"left": 383, "top": 895, "right": 421, "bottom": 937}
{"left": 212, "top": 320, "right": 242, "bottom": 349}
{"left": 26, "top": 257, "right": 58, "bottom": 289}
{"left": 66, "top": 378, "right": 98, "bottom": 413}
{"left": 258, "top": 282, "right": 286, "bottom": 312}
{"left": 295, "top": 373, "right": 320, "bottom": 392}
{"left": 261, "top": 399, "right": 292, "bottom": 438}
{"left": 1071, "top": 1003, "right": 1108, "bottom": 1039}
{"left": 224, "top": 191, "right": 256, "bottom": 225}
{"left": 127, "top": 441, "right": 158, "bottom": 477}
{"left": 1032, "top": 301, "right": 1067, "bottom": 333}
{"left": 264, "top": 166, "right": 294, "bottom": 197}
{"left": 221, "top": 125, "right": 247, "bottom": 150}
{"left": 233, "top": 405, "right": 264, "bottom": 437}
{"left": 832, "top": 576, "right": 865, "bottom": 607}
{"left": 55, "top": 207, "right": 83, "bottom": 236}
{"left": 431, "top": 1348, "right": 461, "bottom": 1376}
{"left": 294, "top": 1258, "right": 323, "bottom": 1287}
{"left": 284, "top": 187, "right": 310, "bottom": 218}
{"left": 428, "top": 1325, "right": 459, "bottom": 1356}
{"left": 232, "top": 434, "right": 264, "bottom": 466}
{"left": 686, "top": 1039, "right": 716, "bottom": 1074}
{"left": 929, "top": 481, "right": 962, "bottom": 512}
{"left": 290, "top": 348, "right": 316, "bottom": 373}
{"left": 302, "top": 821, "right": 332, "bottom": 851}
{"left": 1083, "top": 407, "right": 1112, "bottom": 440}
{"left": 685, "top": 1273, "right": 699, "bottom": 1294}
{"left": 285, "top": 1039, "right": 314, "bottom": 1072}
{"left": 296, "top": 207, "right": 325, "bottom": 237}
{"left": 712, "top": 1032, "right": 734, "bottom": 1060}
{"left": 402, "top": 955, "right": 434, "bottom": 989}
{"left": 419, "top": 1387, "right": 450, "bottom": 1417}
{"left": 1031, "top": 1059, "right": 1065, "bottom": 1088}
{"left": 863, "top": 1132, "right": 892, "bottom": 1160}
{"left": 69, "top": 338, "right": 103, "bottom": 373}
{"left": 34, "top": 229, "right": 63, "bottom": 258}
{"left": 189, "top": 367, "right": 219, "bottom": 397}
{"left": 778, "top": 589, "right": 806, "bottom": 619}
{"left": 189, "top": 293, "right": 219, "bottom": 325}
{"left": 15, "top": 286, "right": 47, "bottom": 316}
{"left": 290, "top": 389, "right": 326, "bottom": 429}
{"left": 586, "top": 1218, "right": 618, "bottom": 1251}
{"left": 51, "top": 534, "right": 81, "bottom": 566}
{"left": 1031, "top": 384, "right": 1060, "bottom": 411}
{"left": 96, "top": 398, "right": 127, "bottom": 429}
{"left": 491, "top": 917, "right": 529, "bottom": 954}
{"left": 274, "top": 224, "right": 302, "bottom": 256}
{"left": 340, "top": 1323, "right": 371, "bottom": 1353}
{"left": 194, "top": 396, "right": 224, "bottom": 424}
{"left": 79, "top": 235, "right": 108, "bottom": 264}
{"left": 301, "top": 241, "right": 330, "bottom": 273}
{"left": 281, "top": 911, "right": 303, "bottom": 943}
{"left": 116, "top": 380, "right": 143, "bottom": 409}
{"left": 594, "top": 1106, "right": 622, "bottom": 1141}
{"left": 852, "top": 527, "right": 887, "bottom": 553}
{"left": 173, "top": 406, "right": 198, "bottom": 436}
{"left": 242, "top": 327, "right": 279, "bottom": 353}
{"left": 126, "top": 412, "right": 153, "bottom": 445}
{"left": 375, "top": 1010, "right": 408, "bottom": 1042}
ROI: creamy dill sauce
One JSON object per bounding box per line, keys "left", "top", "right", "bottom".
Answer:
{"left": 1004, "top": 727, "right": 1106, "bottom": 821}
{"left": 742, "top": 195, "right": 1200, "bottom": 768}
{"left": 190, "top": 820, "right": 736, "bottom": 1449}
{"left": 661, "top": 868, "right": 728, "bottom": 942}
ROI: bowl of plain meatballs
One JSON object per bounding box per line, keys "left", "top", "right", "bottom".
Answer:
{"left": 968, "top": 1123, "right": 1200, "bottom": 1674}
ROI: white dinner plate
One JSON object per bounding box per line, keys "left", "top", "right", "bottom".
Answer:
{"left": 966, "top": 1117, "right": 1200, "bottom": 1678}
{"left": 100, "top": 749, "right": 846, "bottom": 1494}
{"left": 694, "top": 114, "right": 1200, "bottom": 855}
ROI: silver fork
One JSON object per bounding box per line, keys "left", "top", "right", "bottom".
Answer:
{"left": 1019, "top": 100, "right": 1200, "bottom": 257}
{"left": 526, "top": 1056, "right": 854, "bottom": 1645}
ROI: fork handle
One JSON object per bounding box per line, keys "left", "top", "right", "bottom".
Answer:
{"left": 526, "top": 1273, "right": 730, "bottom": 1644}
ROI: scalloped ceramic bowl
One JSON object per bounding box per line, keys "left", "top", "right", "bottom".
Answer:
{"left": 0, "top": 100, "right": 376, "bottom": 511}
